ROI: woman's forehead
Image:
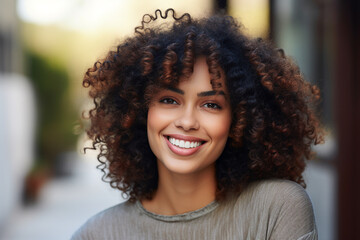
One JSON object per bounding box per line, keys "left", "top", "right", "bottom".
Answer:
{"left": 177, "top": 57, "right": 227, "bottom": 91}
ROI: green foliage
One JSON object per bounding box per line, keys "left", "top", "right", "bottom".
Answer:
{"left": 25, "top": 50, "right": 77, "bottom": 169}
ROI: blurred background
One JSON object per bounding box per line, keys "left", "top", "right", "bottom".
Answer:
{"left": 0, "top": 0, "right": 358, "bottom": 239}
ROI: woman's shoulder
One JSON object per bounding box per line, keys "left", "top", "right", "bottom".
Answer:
{"left": 240, "top": 179, "right": 310, "bottom": 202}
{"left": 231, "top": 179, "right": 317, "bottom": 239}
{"left": 238, "top": 178, "right": 314, "bottom": 213}
{"left": 71, "top": 201, "right": 136, "bottom": 240}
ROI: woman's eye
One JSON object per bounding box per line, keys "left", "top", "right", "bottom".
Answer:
{"left": 160, "top": 98, "right": 178, "bottom": 105}
{"left": 203, "top": 103, "right": 222, "bottom": 109}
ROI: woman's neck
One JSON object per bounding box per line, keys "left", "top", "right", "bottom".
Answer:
{"left": 141, "top": 161, "right": 217, "bottom": 215}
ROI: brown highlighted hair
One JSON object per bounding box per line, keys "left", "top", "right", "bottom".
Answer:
{"left": 83, "top": 9, "right": 323, "bottom": 202}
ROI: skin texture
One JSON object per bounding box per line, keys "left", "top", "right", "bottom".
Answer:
{"left": 144, "top": 57, "right": 231, "bottom": 214}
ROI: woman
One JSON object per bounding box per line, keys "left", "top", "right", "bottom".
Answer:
{"left": 72, "top": 9, "right": 323, "bottom": 239}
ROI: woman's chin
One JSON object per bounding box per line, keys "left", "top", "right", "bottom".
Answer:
{"left": 156, "top": 158, "right": 215, "bottom": 177}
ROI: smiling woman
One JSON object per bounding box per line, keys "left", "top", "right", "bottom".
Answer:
{"left": 72, "top": 9, "right": 323, "bottom": 240}
{"left": 145, "top": 57, "right": 232, "bottom": 214}
{"left": 147, "top": 57, "right": 231, "bottom": 174}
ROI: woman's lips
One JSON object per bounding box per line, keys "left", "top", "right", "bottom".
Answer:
{"left": 165, "top": 134, "right": 206, "bottom": 142}
{"left": 163, "top": 135, "right": 205, "bottom": 156}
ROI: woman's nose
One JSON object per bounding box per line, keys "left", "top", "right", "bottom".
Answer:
{"left": 174, "top": 106, "right": 200, "bottom": 131}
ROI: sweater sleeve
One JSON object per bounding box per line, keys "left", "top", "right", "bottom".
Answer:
{"left": 70, "top": 204, "right": 121, "bottom": 240}
{"left": 266, "top": 180, "right": 318, "bottom": 240}
{"left": 70, "top": 219, "right": 96, "bottom": 240}
{"left": 297, "top": 230, "right": 318, "bottom": 240}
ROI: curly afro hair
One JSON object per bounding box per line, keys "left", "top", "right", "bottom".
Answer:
{"left": 83, "top": 9, "right": 324, "bottom": 202}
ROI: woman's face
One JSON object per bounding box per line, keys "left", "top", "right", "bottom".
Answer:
{"left": 147, "top": 57, "right": 232, "bottom": 177}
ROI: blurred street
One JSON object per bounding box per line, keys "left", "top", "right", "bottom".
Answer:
{"left": 0, "top": 153, "right": 125, "bottom": 240}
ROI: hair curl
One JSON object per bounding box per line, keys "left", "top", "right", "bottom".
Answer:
{"left": 83, "top": 9, "right": 324, "bottom": 202}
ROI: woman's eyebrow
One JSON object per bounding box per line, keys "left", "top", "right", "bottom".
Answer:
{"left": 166, "top": 87, "right": 184, "bottom": 95}
{"left": 197, "top": 90, "right": 225, "bottom": 97}
{"left": 165, "top": 87, "right": 225, "bottom": 97}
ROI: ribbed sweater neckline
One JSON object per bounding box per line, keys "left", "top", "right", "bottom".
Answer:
{"left": 135, "top": 200, "right": 219, "bottom": 222}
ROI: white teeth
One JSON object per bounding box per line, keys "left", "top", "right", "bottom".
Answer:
{"left": 168, "top": 137, "right": 202, "bottom": 149}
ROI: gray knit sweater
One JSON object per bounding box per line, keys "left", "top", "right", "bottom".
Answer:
{"left": 71, "top": 179, "right": 317, "bottom": 240}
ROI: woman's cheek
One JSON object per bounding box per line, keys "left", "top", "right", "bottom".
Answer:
{"left": 202, "top": 112, "right": 232, "bottom": 139}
